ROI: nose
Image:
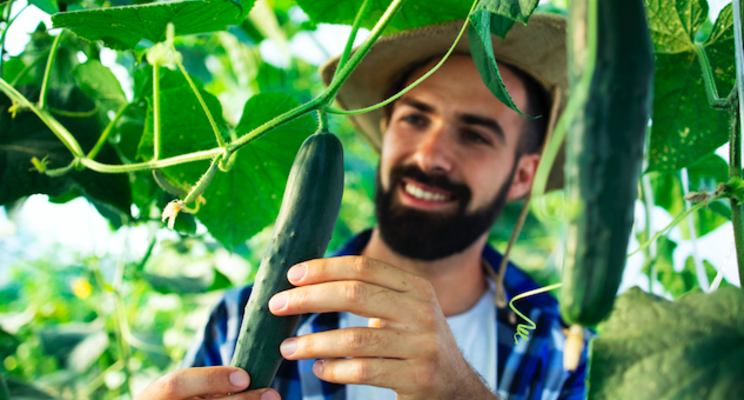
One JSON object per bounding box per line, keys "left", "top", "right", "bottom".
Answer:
{"left": 410, "top": 124, "right": 455, "bottom": 175}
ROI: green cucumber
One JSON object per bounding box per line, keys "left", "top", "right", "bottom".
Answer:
{"left": 559, "top": 0, "right": 653, "bottom": 356}
{"left": 231, "top": 132, "right": 344, "bottom": 390}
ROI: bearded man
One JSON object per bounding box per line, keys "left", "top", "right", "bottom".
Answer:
{"left": 136, "top": 12, "right": 588, "bottom": 400}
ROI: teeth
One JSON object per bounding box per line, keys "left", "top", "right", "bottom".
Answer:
{"left": 405, "top": 183, "right": 448, "bottom": 201}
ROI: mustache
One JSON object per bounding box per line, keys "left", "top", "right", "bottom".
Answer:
{"left": 388, "top": 164, "right": 471, "bottom": 208}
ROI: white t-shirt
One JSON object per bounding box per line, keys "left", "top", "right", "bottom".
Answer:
{"left": 339, "top": 279, "right": 498, "bottom": 399}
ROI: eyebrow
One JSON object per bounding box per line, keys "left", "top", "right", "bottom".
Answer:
{"left": 399, "top": 98, "right": 506, "bottom": 145}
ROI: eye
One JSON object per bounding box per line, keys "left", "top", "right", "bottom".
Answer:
{"left": 462, "top": 129, "right": 489, "bottom": 145}
{"left": 400, "top": 113, "right": 428, "bottom": 128}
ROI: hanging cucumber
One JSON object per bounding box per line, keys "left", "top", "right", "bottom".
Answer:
{"left": 559, "top": 0, "right": 654, "bottom": 370}
{"left": 231, "top": 132, "right": 344, "bottom": 389}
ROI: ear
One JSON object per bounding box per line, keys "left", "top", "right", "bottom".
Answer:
{"left": 506, "top": 153, "right": 540, "bottom": 201}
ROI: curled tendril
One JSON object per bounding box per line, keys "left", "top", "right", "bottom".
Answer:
{"left": 508, "top": 283, "right": 563, "bottom": 345}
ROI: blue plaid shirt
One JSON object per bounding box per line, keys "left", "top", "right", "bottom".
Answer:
{"left": 183, "top": 230, "right": 589, "bottom": 400}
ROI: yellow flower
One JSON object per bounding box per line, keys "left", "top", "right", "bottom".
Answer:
{"left": 71, "top": 278, "right": 93, "bottom": 300}
{"left": 161, "top": 200, "right": 184, "bottom": 230}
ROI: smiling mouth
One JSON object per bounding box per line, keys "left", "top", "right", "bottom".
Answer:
{"left": 400, "top": 180, "right": 454, "bottom": 202}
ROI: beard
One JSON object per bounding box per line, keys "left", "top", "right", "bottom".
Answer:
{"left": 374, "top": 162, "right": 517, "bottom": 261}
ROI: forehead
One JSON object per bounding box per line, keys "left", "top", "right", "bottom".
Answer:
{"left": 396, "top": 54, "right": 529, "bottom": 118}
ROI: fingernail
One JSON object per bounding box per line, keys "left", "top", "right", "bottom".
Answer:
{"left": 288, "top": 264, "right": 306, "bottom": 282}
{"left": 313, "top": 360, "right": 324, "bottom": 376}
{"left": 269, "top": 293, "right": 287, "bottom": 311}
{"left": 280, "top": 338, "right": 297, "bottom": 356}
{"left": 261, "top": 390, "right": 280, "bottom": 400}
{"left": 230, "top": 370, "right": 249, "bottom": 387}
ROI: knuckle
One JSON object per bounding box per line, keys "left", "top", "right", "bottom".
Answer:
{"left": 417, "top": 304, "right": 439, "bottom": 328}
{"left": 345, "top": 329, "right": 365, "bottom": 350}
{"left": 342, "top": 281, "right": 367, "bottom": 304}
{"left": 350, "top": 361, "right": 375, "bottom": 384}
{"left": 158, "top": 372, "right": 181, "bottom": 396}
{"left": 352, "top": 257, "right": 373, "bottom": 275}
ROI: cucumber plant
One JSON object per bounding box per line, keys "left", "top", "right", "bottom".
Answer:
{"left": 2, "top": 0, "right": 744, "bottom": 398}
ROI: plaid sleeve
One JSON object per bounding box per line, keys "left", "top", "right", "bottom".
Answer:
{"left": 182, "top": 286, "right": 253, "bottom": 368}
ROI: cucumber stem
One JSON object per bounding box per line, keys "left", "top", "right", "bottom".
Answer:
{"left": 176, "top": 60, "right": 227, "bottom": 149}
{"left": 325, "top": 0, "right": 478, "bottom": 116}
{"left": 333, "top": 0, "right": 372, "bottom": 80}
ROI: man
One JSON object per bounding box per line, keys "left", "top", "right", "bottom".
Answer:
{"left": 135, "top": 13, "right": 586, "bottom": 400}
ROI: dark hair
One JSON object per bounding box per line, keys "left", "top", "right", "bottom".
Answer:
{"left": 382, "top": 55, "right": 550, "bottom": 157}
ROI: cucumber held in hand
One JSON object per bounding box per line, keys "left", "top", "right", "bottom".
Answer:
{"left": 231, "top": 132, "right": 344, "bottom": 389}
{"left": 559, "top": 0, "right": 653, "bottom": 370}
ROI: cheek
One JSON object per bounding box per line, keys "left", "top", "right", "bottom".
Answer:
{"left": 464, "top": 157, "right": 512, "bottom": 207}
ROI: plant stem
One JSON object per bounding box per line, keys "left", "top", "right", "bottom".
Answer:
{"left": 695, "top": 44, "right": 729, "bottom": 109}
{"left": 49, "top": 105, "right": 98, "bottom": 118}
{"left": 88, "top": 103, "right": 131, "bottom": 160}
{"left": 333, "top": 0, "right": 372, "bottom": 79}
{"left": 153, "top": 64, "right": 161, "bottom": 160}
{"left": 318, "top": 109, "right": 329, "bottom": 131}
{"left": 80, "top": 147, "right": 223, "bottom": 172}
{"left": 628, "top": 192, "right": 726, "bottom": 257}
{"left": 38, "top": 30, "right": 64, "bottom": 110}
{"left": 229, "top": 97, "right": 323, "bottom": 151}
{"left": 323, "top": 0, "right": 407, "bottom": 103}
{"left": 176, "top": 61, "right": 227, "bottom": 149}
{"left": 0, "top": 77, "right": 85, "bottom": 156}
{"left": 680, "top": 167, "right": 710, "bottom": 292}
{"left": 325, "top": 7, "right": 475, "bottom": 116}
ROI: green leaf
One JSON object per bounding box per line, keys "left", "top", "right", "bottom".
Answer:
{"left": 0, "top": 87, "right": 132, "bottom": 220}
{"left": 29, "top": 0, "right": 59, "bottom": 14}
{"left": 588, "top": 286, "right": 744, "bottom": 400}
{"left": 197, "top": 92, "right": 317, "bottom": 248}
{"left": 71, "top": 60, "right": 127, "bottom": 118}
{"left": 468, "top": 13, "right": 530, "bottom": 118}
{"left": 294, "top": 0, "right": 472, "bottom": 33}
{"left": 472, "top": 0, "right": 539, "bottom": 37}
{"left": 66, "top": 331, "right": 108, "bottom": 373}
{"left": 51, "top": 0, "right": 257, "bottom": 51}
{"left": 646, "top": 2, "right": 735, "bottom": 171}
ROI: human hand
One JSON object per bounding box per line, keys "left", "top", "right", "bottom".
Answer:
{"left": 134, "top": 366, "right": 281, "bottom": 400}
{"left": 268, "top": 256, "right": 497, "bottom": 400}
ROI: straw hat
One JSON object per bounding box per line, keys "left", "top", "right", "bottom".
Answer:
{"left": 319, "top": 13, "right": 568, "bottom": 191}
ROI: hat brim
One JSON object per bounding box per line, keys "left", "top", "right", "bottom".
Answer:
{"left": 320, "top": 13, "right": 568, "bottom": 191}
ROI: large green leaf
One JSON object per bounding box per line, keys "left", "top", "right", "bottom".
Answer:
{"left": 0, "top": 87, "right": 132, "bottom": 222}
{"left": 197, "top": 93, "right": 317, "bottom": 248}
{"left": 294, "top": 0, "right": 472, "bottom": 33}
{"left": 471, "top": 0, "right": 539, "bottom": 37}
{"left": 51, "top": 0, "right": 256, "bottom": 51}
{"left": 588, "top": 287, "right": 744, "bottom": 399}
{"left": 468, "top": 10, "right": 531, "bottom": 117}
{"left": 646, "top": 1, "right": 735, "bottom": 171}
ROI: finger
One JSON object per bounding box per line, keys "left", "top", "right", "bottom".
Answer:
{"left": 269, "top": 281, "right": 426, "bottom": 324}
{"left": 280, "top": 328, "right": 431, "bottom": 360}
{"left": 215, "top": 389, "right": 281, "bottom": 400}
{"left": 134, "top": 367, "right": 264, "bottom": 400}
{"left": 288, "top": 256, "right": 432, "bottom": 297}
{"left": 312, "top": 358, "right": 415, "bottom": 393}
